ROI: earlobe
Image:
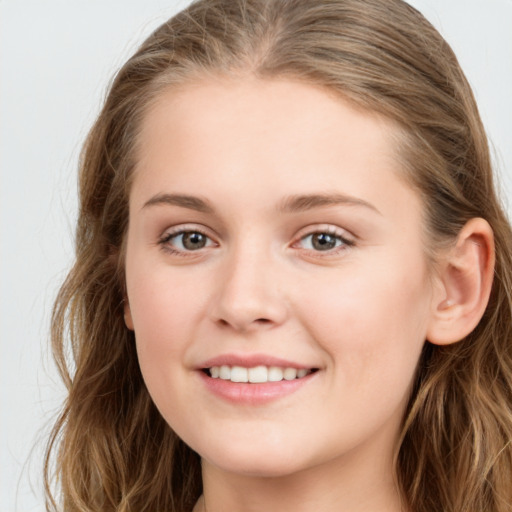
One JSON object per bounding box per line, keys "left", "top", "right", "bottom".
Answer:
{"left": 124, "top": 299, "right": 134, "bottom": 330}
{"left": 427, "top": 218, "right": 495, "bottom": 346}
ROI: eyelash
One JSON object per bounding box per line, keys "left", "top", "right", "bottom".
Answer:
{"left": 293, "top": 227, "right": 355, "bottom": 255}
{"left": 158, "top": 227, "right": 215, "bottom": 257}
{"left": 157, "top": 226, "right": 355, "bottom": 257}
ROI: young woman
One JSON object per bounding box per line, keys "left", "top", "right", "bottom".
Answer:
{"left": 45, "top": 1, "right": 512, "bottom": 511}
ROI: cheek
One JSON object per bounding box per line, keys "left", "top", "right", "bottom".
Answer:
{"left": 296, "top": 252, "right": 431, "bottom": 385}
{"left": 126, "top": 268, "right": 208, "bottom": 429}
{"left": 126, "top": 265, "right": 203, "bottom": 373}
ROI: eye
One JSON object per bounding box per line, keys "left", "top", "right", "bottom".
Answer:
{"left": 159, "top": 229, "right": 215, "bottom": 253}
{"left": 296, "top": 230, "right": 354, "bottom": 253}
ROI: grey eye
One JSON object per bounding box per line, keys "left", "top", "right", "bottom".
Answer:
{"left": 162, "top": 231, "right": 211, "bottom": 251}
{"left": 299, "top": 232, "right": 346, "bottom": 251}
{"left": 178, "top": 231, "right": 208, "bottom": 250}
{"left": 311, "top": 233, "right": 339, "bottom": 250}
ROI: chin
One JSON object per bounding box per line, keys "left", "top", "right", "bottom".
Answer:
{"left": 198, "top": 438, "right": 312, "bottom": 478}
{"left": 211, "top": 457, "right": 306, "bottom": 478}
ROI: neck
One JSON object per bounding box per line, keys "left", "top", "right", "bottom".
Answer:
{"left": 196, "top": 449, "right": 406, "bottom": 512}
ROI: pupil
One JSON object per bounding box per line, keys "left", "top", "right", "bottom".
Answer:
{"left": 312, "top": 233, "right": 336, "bottom": 251}
{"left": 183, "top": 232, "right": 206, "bottom": 250}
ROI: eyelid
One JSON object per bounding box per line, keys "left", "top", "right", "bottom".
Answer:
{"left": 156, "top": 223, "right": 355, "bottom": 257}
{"left": 157, "top": 224, "right": 219, "bottom": 253}
{"left": 291, "top": 224, "right": 356, "bottom": 253}
{"left": 293, "top": 224, "right": 355, "bottom": 243}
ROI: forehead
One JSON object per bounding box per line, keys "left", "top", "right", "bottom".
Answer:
{"left": 136, "top": 76, "right": 398, "bottom": 165}
{"left": 132, "top": 77, "right": 419, "bottom": 222}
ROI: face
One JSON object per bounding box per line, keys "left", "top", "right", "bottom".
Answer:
{"left": 124, "top": 77, "right": 436, "bottom": 479}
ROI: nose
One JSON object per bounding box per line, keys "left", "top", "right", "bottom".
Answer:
{"left": 208, "top": 245, "right": 289, "bottom": 332}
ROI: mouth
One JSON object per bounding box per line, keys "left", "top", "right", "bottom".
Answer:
{"left": 202, "top": 365, "right": 319, "bottom": 383}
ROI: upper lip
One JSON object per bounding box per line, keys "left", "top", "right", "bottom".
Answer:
{"left": 198, "top": 353, "right": 317, "bottom": 370}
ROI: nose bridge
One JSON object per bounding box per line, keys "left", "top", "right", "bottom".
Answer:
{"left": 210, "top": 235, "right": 287, "bottom": 330}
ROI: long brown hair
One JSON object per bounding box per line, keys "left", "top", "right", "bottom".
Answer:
{"left": 45, "top": 1, "right": 512, "bottom": 511}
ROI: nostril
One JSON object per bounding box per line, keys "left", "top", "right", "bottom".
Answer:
{"left": 215, "top": 316, "right": 274, "bottom": 332}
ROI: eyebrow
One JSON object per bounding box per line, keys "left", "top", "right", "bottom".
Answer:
{"left": 278, "top": 193, "right": 381, "bottom": 215}
{"left": 142, "top": 192, "right": 380, "bottom": 215}
{"left": 142, "top": 193, "right": 214, "bottom": 213}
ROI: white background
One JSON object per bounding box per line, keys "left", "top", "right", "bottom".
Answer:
{"left": 1, "top": 1, "right": 511, "bottom": 510}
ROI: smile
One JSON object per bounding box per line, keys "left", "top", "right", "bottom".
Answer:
{"left": 205, "top": 365, "right": 317, "bottom": 383}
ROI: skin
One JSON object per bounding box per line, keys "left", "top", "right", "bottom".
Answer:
{"left": 124, "top": 77, "right": 444, "bottom": 512}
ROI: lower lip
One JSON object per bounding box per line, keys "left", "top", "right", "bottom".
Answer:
{"left": 198, "top": 371, "right": 317, "bottom": 405}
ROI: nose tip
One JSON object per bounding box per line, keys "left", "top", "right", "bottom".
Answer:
{"left": 209, "top": 257, "right": 288, "bottom": 332}
{"left": 216, "top": 315, "right": 275, "bottom": 332}
{"left": 212, "top": 292, "right": 287, "bottom": 332}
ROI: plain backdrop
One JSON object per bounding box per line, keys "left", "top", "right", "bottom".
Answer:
{"left": 1, "top": 1, "right": 511, "bottom": 510}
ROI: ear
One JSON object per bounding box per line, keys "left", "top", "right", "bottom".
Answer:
{"left": 427, "top": 218, "right": 495, "bottom": 345}
{"left": 124, "top": 298, "right": 134, "bottom": 330}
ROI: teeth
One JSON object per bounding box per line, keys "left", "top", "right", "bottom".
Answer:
{"left": 283, "top": 368, "right": 297, "bottom": 380}
{"left": 268, "top": 366, "right": 284, "bottom": 382}
{"left": 248, "top": 365, "right": 268, "bottom": 383}
{"left": 230, "top": 366, "right": 248, "bottom": 383}
{"left": 219, "top": 365, "right": 231, "bottom": 379}
{"left": 208, "top": 365, "right": 313, "bottom": 383}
